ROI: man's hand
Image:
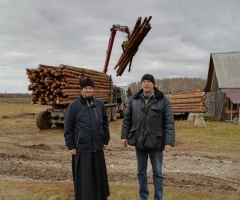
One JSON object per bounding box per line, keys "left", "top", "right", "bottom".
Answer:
{"left": 69, "top": 149, "right": 76, "bottom": 155}
{"left": 103, "top": 145, "right": 108, "bottom": 150}
{"left": 121, "top": 139, "right": 128, "bottom": 147}
{"left": 165, "top": 145, "right": 172, "bottom": 152}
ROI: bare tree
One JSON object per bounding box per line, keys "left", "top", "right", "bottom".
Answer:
{"left": 128, "top": 77, "right": 206, "bottom": 95}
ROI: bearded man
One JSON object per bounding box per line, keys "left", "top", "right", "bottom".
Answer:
{"left": 64, "top": 77, "right": 110, "bottom": 200}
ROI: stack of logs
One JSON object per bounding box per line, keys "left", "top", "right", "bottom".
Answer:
{"left": 26, "top": 64, "right": 113, "bottom": 105}
{"left": 114, "top": 16, "right": 152, "bottom": 76}
{"left": 167, "top": 90, "right": 207, "bottom": 113}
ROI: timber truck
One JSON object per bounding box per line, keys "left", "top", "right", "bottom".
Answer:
{"left": 36, "top": 84, "right": 127, "bottom": 130}
{"left": 35, "top": 24, "right": 130, "bottom": 130}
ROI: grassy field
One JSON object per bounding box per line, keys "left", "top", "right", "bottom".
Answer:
{"left": 0, "top": 99, "right": 240, "bottom": 199}
{"left": 175, "top": 120, "right": 240, "bottom": 150}
{"left": 0, "top": 98, "right": 47, "bottom": 117}
{"left": 0, "top": 181, "right": 239, "bottom": 200}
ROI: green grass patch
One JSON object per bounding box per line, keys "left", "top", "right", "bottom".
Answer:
{"left": 0, "top": 102, "right": 49, "bottom": 134}
{"left": 0, "top": 102, "right": 48, "bottom": 118}
{"left": 0, "top": 181, "right": 239, "bottom": 200}
{"left": 175, "top": 120, "right": 240, "bottom": 149}
{"left": 0, "top": 180, "right": 72, "bottom": 200}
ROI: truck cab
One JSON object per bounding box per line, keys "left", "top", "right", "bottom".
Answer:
{"left": 112, "top": 86, "right": 127, "bottom": 118}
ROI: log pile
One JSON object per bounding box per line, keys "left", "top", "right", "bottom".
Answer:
{"left": 167, "top": 90, "right": 207, "bottom": 113}
{"left": 26, "top": 64, "right": 113, "bottom": 105}
{"left": 114, "top": 16, "right": 152, "bottom": 76}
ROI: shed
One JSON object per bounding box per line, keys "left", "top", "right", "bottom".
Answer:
{"left": 205, "top": 52, "right": 240, "bottom": 122}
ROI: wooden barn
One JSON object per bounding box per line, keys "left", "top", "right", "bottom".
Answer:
{"left": 205, "top": 52, "right": 240, "bottom": 122}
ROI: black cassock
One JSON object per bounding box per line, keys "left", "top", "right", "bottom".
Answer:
{"left": 72, "top": 150, "right": 110, "bottom": 200}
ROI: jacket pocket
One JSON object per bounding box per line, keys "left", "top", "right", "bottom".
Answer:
{"left": 151, "top": 107, "right": 161, "bottom": 115}
{"left": 144, "top": 133, "right": 162, "bottom": 150}
{"left": 127, "top": 132, "right": 136, "bottom": 146}
{"left": 149, "top": 107, "right": 162, "bottom": 128}
{"left": 127, "top": 128, "right": 138, "bottom": 146}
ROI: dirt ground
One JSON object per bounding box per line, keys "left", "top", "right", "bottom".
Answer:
{"left": 0, "top": 114, "right": 239, "bottom": 196}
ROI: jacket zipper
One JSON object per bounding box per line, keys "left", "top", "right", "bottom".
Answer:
{"left": 94, "top": 108, "right": 98, "bottom": 120}
{"left": 77, "top": 131, "right": 81, "bottom": 145}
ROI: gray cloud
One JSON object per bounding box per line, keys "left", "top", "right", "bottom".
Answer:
{"left": 0, "top": 0, "right": 240, "bottom": 92}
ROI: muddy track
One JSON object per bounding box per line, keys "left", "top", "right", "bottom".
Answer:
{"left": 0, "top": 119, "right": 239, "bottom": 195}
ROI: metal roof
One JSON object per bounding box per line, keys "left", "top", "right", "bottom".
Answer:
{"left": 211, "top": 52, "right": 240, "bottom": 88}
{"left": 221, "top": 88, "right": 240, "bottom": 104}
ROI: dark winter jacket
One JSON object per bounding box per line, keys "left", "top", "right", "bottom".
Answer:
{"left": 64, "top": 96, "right": 110, "bottom": 152}
{"left": 121, "top": 87, "right": 175, "bottom": 151}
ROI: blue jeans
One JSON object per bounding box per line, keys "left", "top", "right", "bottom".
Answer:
{"left": 136, "top": 149, "right": 163, "bottom": 200}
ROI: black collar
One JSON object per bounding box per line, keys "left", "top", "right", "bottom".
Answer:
{"left": 133, "top": 87, "right": 164, "bottom": 100}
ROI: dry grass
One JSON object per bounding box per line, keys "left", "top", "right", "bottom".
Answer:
{"left": 0, "top": 99, "right": 49, "bottom": 134}
{"left": 175, "top": 120, "right": 240, "bottom": 150}
{"left": 0, "top": 100, "right": 49, "bottom": 135}
{"left": 0, "top": 180, "right": 73, "bottom": 200}
{"left": 110, "top": 185, "right": 240, "bottom": 200}
{"left": 0, "top": 181, "right": 239, "bottom": 200}
{"left": 0, "top": 99, "right": 48, "bottom": 118}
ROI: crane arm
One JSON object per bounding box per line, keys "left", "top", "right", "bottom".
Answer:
{"left": 103, "top": 25, "right": 130, "bottom": 74}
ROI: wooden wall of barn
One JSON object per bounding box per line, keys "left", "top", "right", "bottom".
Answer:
{"left": 206, "top": 91, "right": 227, "bottom": 119}
{"left": 205, "top": 69, "right": 228, "bottom": 120}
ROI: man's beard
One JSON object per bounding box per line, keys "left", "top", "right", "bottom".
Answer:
{"left": 85, "top": 96, "right": 92, "bottom": 100}
{"left": 84, "top": 93, "right": 93, "bottom": 100}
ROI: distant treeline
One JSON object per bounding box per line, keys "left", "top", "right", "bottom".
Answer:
{"left": 1, "top": 78, "right": 206, "bottom": 98}
{"left": 0, "top": 93, "right": 30, "bottom": 98}
{"left": 129, "top": 77, "right": 206, "bottom": 95}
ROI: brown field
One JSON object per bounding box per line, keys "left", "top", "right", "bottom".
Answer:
{"left": 0, "top": 100, "right": 240, "bottom": 199}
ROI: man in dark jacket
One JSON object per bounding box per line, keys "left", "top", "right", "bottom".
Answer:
{"left": 64, "top": 77, "right": 110, "bottom": 200}
{"left": 121, "top": 74, "right": 175, "bottom": 200}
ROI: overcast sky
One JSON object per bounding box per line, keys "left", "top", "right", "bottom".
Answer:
{"left": 1, "top": 0, "right": 239, "bottom": 93}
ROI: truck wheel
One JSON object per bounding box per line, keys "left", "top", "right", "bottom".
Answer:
{"left": 106, "top": 107, "right": 111, "bottom": 122}
{"left": 111, "top": 106, "right": 117, "bottom": 121}
{"left": 36, "top": 111, "right": 52, "bottom": 130}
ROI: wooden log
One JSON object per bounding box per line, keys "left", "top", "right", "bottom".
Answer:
{"left": 27, "top": 64, "right": 114, "bottom": 105}
{"left": 167, "top": 89, "right": 202, "bottom": 95}
{"left": 85, "top": 74, "right": 110, "bottom": 82}
{"left": 44, "top": 77, "right": 54, "bottom": 80}
{"left": 170, "top": 98, "right": 203, "bottom": 104}
{"left": 65, "top": 95, "right": 80, "bottom": 99}
{"left": 61, "top": 84, "right": 79, "bottom": 88}
{"left": 60, "top": 68, "right": 110, "bottom": 87}
{"left": 114, "top": 16, "right": 152, "bottom": 76}
{"left": 62, "top": 92, "right": 81, "bottom": 96}
{"left": 61, "top": 89, "right": 82, "bottom": 93}
{"left": 93, "top": 89, "right": 111, "bottom": 93}
{"left": 168, "top": 94, "right": 205, "bottom": 100}
{"left": 167, "top": 92, "right": 205, "bottom": 98}
{"left": 117, "top": 27, "right": 151, "bottom": 73}
{"left": 63, "top": 72, "right": 80, "bottom": 79}
{"left": 26, "top": 68, "right": 38, "bottom": 73}
{"left": 171, "top": 103, "right": 204, "bottom": 108}
{"left": 38, "top": 64, "right": 57, "bottom": 69}
{"left": 62, "top": 69, "right": 82, "bottom": 76}
{"left": 44, "top": 79, "right": 54, "bottom": 84}
{"left": 59, "top": 64, "right": 108, "bottom": 78}
{"left": 172, "top": 108, "right": 206, "bottom": 113}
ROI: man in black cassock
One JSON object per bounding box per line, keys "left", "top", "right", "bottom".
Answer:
{"left": 64, "top": 77, "right": 110, "bottom": 200}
